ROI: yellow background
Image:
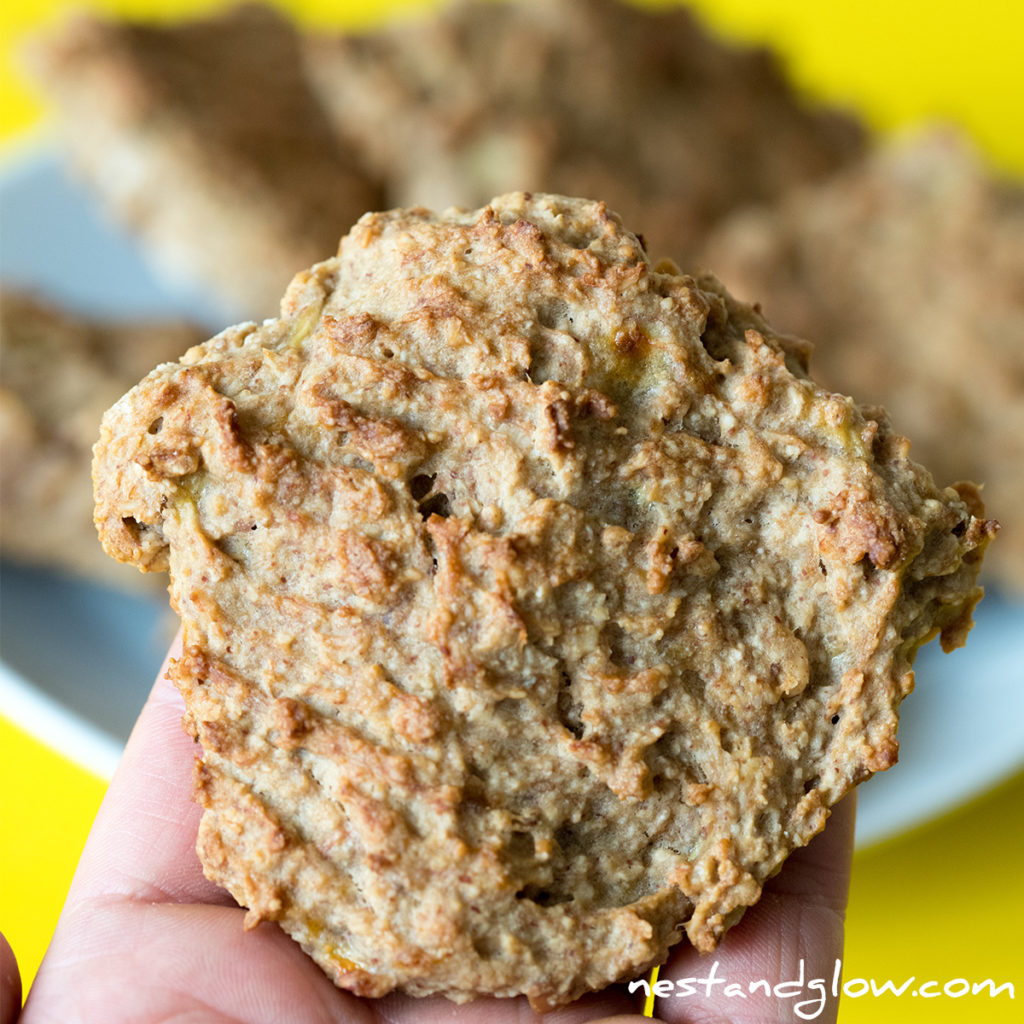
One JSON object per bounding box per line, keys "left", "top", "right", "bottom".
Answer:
{"left": 1, "top": 1, "right": 1022, "bottom": 1021}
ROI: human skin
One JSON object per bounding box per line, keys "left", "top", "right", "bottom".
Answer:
{"left": 2, "top": 635, "right": 854, "bottom": 1024}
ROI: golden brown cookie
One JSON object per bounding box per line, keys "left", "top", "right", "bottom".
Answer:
{"left": 0, "top": 289, "right": 200, "bottom": 589}
{"left": 304, "top": 0, "right": 864, "bottom": 269}
{"left": 704, "top": 129, "right": 1024, "bottom": 593}
{"left": 94, "top": 193, "right": 993, "bottom": 1009}
{"left": 26, "top": 4, "right": 380, "bottom": 320}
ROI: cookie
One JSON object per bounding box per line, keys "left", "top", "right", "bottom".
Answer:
{"left": 26, "top": 4, "right": 380, "bottom": 320}
{"left": 304, "top": 0, "right": 864, "bottom": 270}
{"left": 704, "top": 130, "right": 1024, "bottom": 592}
{"left": 0, "top": 289, "right": 200, "bottom": 589}
{"left": 93, "top": 193, "right": 993, "bottom": 1009}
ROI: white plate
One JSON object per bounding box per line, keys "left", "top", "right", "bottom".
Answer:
{"left": 2, "top": 144, "right": 1022, "bottom": 843}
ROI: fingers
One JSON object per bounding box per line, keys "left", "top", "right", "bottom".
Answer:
{"left": 66, "top": 631, "right": 229, "bottom": 908}
{"left": 24, "top": 903, "right": 377, "bottom": 1024}
{"left": 375, "top": 986, "right": 648, "bottom": 1024}
{"left": 652, "top": 794, "right": 856, "bottom": 1024}
{"left": 583, "top": 1018, "right": 663, "bottom": 1024}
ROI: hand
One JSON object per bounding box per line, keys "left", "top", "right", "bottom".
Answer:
{"left": 5, "top": 636, "right": 854, "bottom": 1023}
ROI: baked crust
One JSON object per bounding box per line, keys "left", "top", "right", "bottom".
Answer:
{"left": 0, "top": 289, "right": 200, "bottom": 588}
{"left": 94, "top": 193, "right": 993, "bottom": 1009}
{"left": 27, "top": 4, "right": 380, "bottom": 320}
{"left": 304, "top": 0, "right": 864, "bottom": 270}
{"left": 704, "top": 130, "right": 1023, "bottom": 592}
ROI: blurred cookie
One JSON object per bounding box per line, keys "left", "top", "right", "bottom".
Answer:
{"left": 704, "top": 130, "right": 1024, "bottom": 592}
{"left": 304, "top": 0, "right": 865, "bottom": 270}
{"left": 26, "top": 4, "right": 380, "bottom": 320}
{"left": 0, "top": 289, "right": 200, "bottom": 589}
{"left": 94, "top": 193, "right": 992, "bottom": 1009}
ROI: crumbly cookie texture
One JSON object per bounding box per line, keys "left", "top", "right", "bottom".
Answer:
{"left": 94, "top": 194, "right": 993, "bottom": 1010}
{"left": 304, "top": 0, "right": 864, "bottom": 269}
{"left": 704, "top": 130, "right": 1023, "bottom": 592}
{"left": 26, "top": 5, "right": 379, "bottom": 320}
{"left": 0, "top": 289, "right": 200, "bottom": 589}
